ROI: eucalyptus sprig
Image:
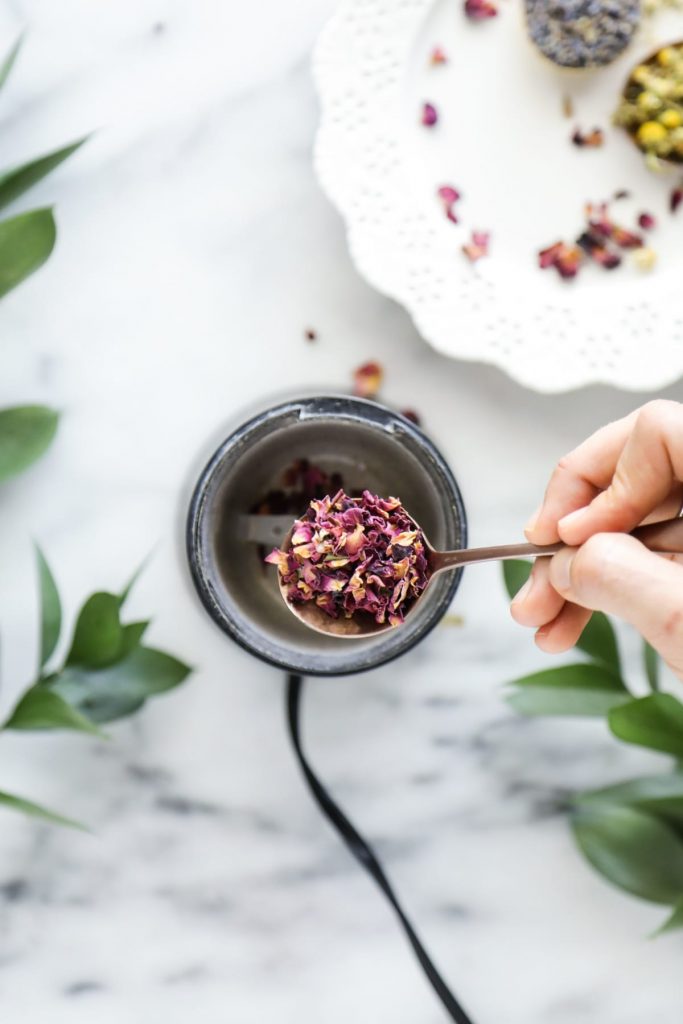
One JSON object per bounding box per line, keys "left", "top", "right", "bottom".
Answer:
{"left": 0, "top": 548, "right": 192, "bottom": 828}
{"left": 504, "top": 560, "right": 683, "bottom": 934}
{"left": 0, "top": 35, "right": 88, "bottom": 481}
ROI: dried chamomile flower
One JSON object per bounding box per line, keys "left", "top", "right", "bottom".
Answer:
{"left": 615, "top": 43, "right": 683, "bottom": 165}
{"left": 632, "top": 246, "right": 657, "bottom": 270}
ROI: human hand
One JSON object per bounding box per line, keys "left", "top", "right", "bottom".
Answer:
{"left": 511, "top": 400, "right": 683, "bottom": 678}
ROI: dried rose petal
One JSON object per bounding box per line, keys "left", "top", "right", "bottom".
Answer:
{"left": 538, "top": 241, "right": 583, "bottom": 279}
{"left": 436, "top": 184, "right": 461, "bottom": 223}
{"left": 304, "top": 327, "right": 317, "bottom": 342}
{"left": 421, "top": 102, "right": 438, "bottom": 127}
{"left": 637, "top": 212, "right": 656, "bottom": 231}
{"left": 577, "top": 232, "right": 621, "bottom": 269}
{"left": 400, "top": 409, "right": 422, "bottom": 426}
{"left": 464, "top": 0, "right": 498, "bottom": 19}
{"left": 462, "top": 230, "right": 490, "bottom": 262}
{"left": 572, "top": 127, "right": 605, "bottom": 148}
{"left": 266, "top": 490, "right": 430, "bottom": 626}
{"left": 429, "top": 46, "right": 448, "bottom": 65}
{"left": 671, "top": 187, "right": 683, "bottom": 214}
{"left": 610, "top": 224, "right": 643, "bottom": 249}
{"left": 353, "top": 361, "right": 384, "bottom": 399}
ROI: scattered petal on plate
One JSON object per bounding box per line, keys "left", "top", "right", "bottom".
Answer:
{"left": 637, "top": 212, "right": 656, "bottom": 230}
{"left": 421, "top": 102, "right": 439, "bottom": 127}
{"left": 632, "top": 246, "right": 657, "bottom": 271}
{"left": 436, "top": 184, "right": 461, "bottom": 223}
{"left": 304, "top": 327, "right": 318, "bottom": 342}
{"left": 671, "top": 186, "right": 683, "bottom": 213}
{"left": 353, "top": 361, "right": 384, "bottom": 398}
{"left": 462, "top": 230, "right": 490, "bottom": 262}
{"left": 577, "top": 232, "right": 621, "bottom": 269}
{"left": 400, "top": 409, "right": 422, "bottom": 426}
{"left": 613, "top": 189, "right": 631, "bottom": 200}
{"left": 538, "top": 241, "right": 584, "bottom": 279}
{"left": 464, "top": 0, "right": 498, "bottom": 19}
{"left": 572, "top": 126, "right": 604, "bottom": 147}
{"left": 429, "top": 46, "right": 448, "bottom": 65}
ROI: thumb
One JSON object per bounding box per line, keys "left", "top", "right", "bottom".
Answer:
{"left": 549, "top": 533, "right": 683, "bottom": 674}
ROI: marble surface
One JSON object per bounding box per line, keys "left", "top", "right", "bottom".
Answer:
{"left": 0, "top": 2, "right": 682, "bottom": 1022}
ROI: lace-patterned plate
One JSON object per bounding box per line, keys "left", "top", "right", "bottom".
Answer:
{"left": 313, "top": 0, "right": 683, "bottom": 392}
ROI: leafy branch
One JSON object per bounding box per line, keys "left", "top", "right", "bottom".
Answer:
{"left": 504, "top": 559, "right": 683, "bottom": 934}
{"left": 0, "top": 548, "right": 192, "bottom": 827}
{"left": 0, "top": 35, "right": 88, "bottom": 481}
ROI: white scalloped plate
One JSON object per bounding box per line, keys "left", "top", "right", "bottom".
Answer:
{"left": 313, "top": 0, "right": 683, "bottom": 392}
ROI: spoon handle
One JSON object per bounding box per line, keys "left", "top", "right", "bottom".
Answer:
{"left": 435, "top": 515, "right": 683, "bottom": 571}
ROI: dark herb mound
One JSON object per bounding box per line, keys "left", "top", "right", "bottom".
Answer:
{"left": 266, "top": 490, "right": 430, "bottom": 626}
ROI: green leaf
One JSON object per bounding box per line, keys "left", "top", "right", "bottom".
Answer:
{"left": 654, "top": 898, "right": 683, "bottom": 936}
{"left": 0, "top": 138, "right": 88, "bottom": 214}
{"left": 66, "top": 592, "right": 124, "bottom": 668}
{"left": 0, "top": 36, "right": 22, "bottom": 92}
{"left": 577, "top": 772, "right": 683, "bottom": 826}
{"left": 0, "top": 788, "right": 86, "bottom": 831}
{"left": 502, "top": 558, "right": 532, "bottom": 600}
{"left": 644, "top": 641, "right": 660, "bottom": 693}
{"left": 35, "top": 545, "right": 61, "bottom": 668}
{"left": 609, "top": 694, "right": 683, "bottom": 758}
{"left": 575, "top": 612, "right": 621, "bottom": 674}
{"left": 120, "top": 620, "right": 150, "bottom": 657}
{"left": 507, "top": 662, "right": 630, "bottom": 717}
{"left": 571, "top": 801, "right": 683, "bottom": 905}
{"left": 3, "top": 686, "right": 104, "bottom": 737}
{"left": 48, "top": 646, "right": 192, "bottom": 724}
{"left": 0, "top": 405, "right": 59, "bottom": 483}
{"left": 0, "top": 207, "right": 57, "bottom": 299}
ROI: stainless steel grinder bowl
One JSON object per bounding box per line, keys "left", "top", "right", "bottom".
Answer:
{"left": 186, "top": 395, "right": 467, "bottom": 676}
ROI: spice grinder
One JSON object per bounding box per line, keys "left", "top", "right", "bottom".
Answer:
{"left": 186, "top": 395, "right": 467, "bottom": 676}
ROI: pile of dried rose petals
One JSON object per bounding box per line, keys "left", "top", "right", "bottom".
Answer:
{"left": 538, "top": 201, "right": 654, "bottom": 279}
{"left": 266, "top": 490, "right": 430, "bottom": 626}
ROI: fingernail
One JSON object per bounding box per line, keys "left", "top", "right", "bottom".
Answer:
{"left": 525, "top": 504, "right": 542, "bottom": 535}
{"left": 512, "top": 577, "right": 533, "bottom": 604}
{"left": 559, "top": 507, "right": 589, "bottom": 532}
{"left": 552, "top": 547, "right": 576, "bottom": 593}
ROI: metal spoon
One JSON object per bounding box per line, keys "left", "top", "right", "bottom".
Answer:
{"left": 275, "top": 514, "right": 683, "bottom": 639}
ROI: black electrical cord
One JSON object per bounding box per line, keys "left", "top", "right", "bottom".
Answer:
{"left": 286, "top": 672, "right": 476, "bottom": 1024}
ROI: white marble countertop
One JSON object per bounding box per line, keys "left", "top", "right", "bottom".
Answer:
{"left": 0, "top": 2, "right": 682, "bottom": 1022}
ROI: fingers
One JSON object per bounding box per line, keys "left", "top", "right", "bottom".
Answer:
{"left": 535, "top": 601, "right": 592, "bottom": 654}
{"left": 525, "top": 412, "right": 638, "bottom": 544}
{"left": 558, "top": 401, "right": 683, "bottom": 545}
{"left": 549, "top": 532, "right": 683, "bottom": 675}
{"left": 510, "top": 558, "right": 564, "bottom": 627}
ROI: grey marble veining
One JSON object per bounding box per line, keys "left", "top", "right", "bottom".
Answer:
{"left": 0, "top": 2, "right": 683, "bottom": 1022}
